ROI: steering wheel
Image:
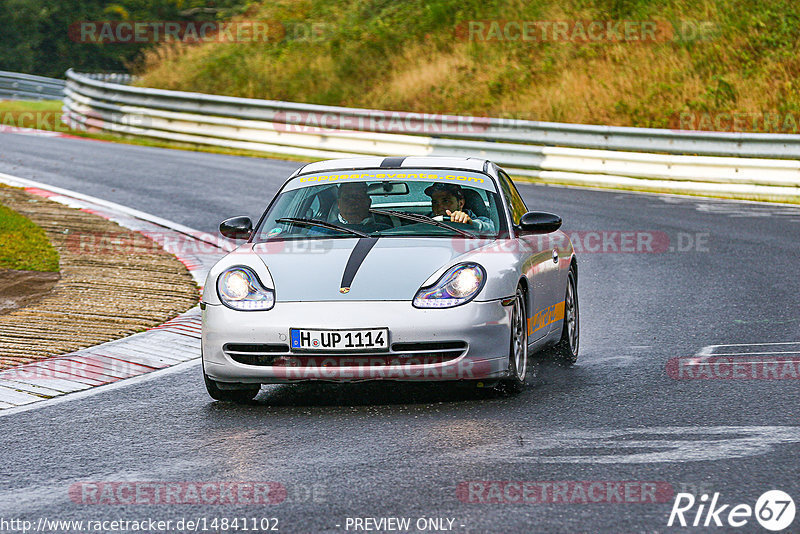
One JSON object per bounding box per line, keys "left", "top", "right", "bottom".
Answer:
{"left": 432, "top": 215, "right": 451, "bottom": 222}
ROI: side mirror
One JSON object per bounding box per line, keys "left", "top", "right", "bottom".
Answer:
{"left": 518, "top": 211, "right": 562, "bottom": 234}
{"left": 219, "top": 216, "right": 253, "bottom": 240}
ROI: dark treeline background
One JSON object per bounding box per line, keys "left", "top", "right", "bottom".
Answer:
{"left": 0, "top": 0, "right": 252, "bottom": 78}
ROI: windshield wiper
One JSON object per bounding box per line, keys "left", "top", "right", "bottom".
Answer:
{"left": 369, "top": 208, "right": 477, "bottom": 238}
{"left": 275, "top": 218, "right": 370, "bottom": 238}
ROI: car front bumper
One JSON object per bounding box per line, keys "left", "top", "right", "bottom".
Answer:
{"left": 202, "top": 299, "right": 512, "bottom": 384}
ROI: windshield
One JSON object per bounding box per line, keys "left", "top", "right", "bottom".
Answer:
{"left": 253, "top": 169, "right": 505, "bottom": 241}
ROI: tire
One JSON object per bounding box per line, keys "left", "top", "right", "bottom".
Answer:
{"left": 551, "top": 268, "right": 579, "bottom": 365}
{"left": 203, "top": 370, "right": 260, "bottom": 403}
{"left": 499, "top": 286, "right": 528, "bottom": 394}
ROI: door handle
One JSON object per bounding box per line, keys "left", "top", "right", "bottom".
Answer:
{"left": 552, "top": 248, "right": 559, "bottom": 263}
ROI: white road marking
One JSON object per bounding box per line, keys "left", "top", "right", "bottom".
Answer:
{"left": 461, "top": 426, "right": 800, "bottom": 464}
{"left": 655, "top": 196, "right": 800, "bottom": 221}
{"left": 700, "top": 341, "right": 800, "bottom": 354}
{"left": 680, "top": 360, "right": 798, "bottom": 366}
{"left": 710, "top": 351, "right": 800, "bottom": 356}
{"left": 696, "top": 342, "right": 800, "bottom": 357}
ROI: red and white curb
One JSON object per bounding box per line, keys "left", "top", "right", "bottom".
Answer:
{"left": 0, "top": 173, "right": 234, "bottom": 412}
{"left": 0, "top": 124, "right": 96, "bottom": 141}
{"left": 0, "top": 125, "right": 65, "bottom": 138}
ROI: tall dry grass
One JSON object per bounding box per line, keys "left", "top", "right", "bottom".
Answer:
{"left": 135, "top": 0, "right": 800, "bottom": 130}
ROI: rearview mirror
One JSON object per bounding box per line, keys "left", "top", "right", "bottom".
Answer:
{"left": 518, "top": 212, "right": 562, "bottom": 234}
{"left": 367, "top": 181, "right": 410, "bottom": 196}
{"left": 219, "top": 216, "right": 253, "bottom": 240}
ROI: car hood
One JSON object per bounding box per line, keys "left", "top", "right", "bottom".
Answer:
{"left": 253, "top": 237, "right": 484, "bottom": 301}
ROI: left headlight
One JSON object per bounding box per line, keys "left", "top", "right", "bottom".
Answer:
{"left": 217, "top": 267, "right": 275, "bottom": 311}
{"left": 413, "top": 263, "right": 486, "bottom": 308}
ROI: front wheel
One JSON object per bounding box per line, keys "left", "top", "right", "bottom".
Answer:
{"left": 203, "top": 370, "right": 260, "bottom": 403}
{"left": 499, "top": 287, "right": 528, "bottom": 394}
{"left": 551, "top": 269, "right": 579, "bottom": 365}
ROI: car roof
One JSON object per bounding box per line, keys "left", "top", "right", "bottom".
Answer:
{"left": 292, "top": 156, "right": 492, "bottom": 177}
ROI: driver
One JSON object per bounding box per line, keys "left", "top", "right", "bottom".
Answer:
{"left": 425, "top": 183, "right": 495, "bottom": 233}
{"left": 336, "top": 182, "right": 390, "bottom": 230}
{"left": 337, "top": 182, "right": 375, "bottom": 225}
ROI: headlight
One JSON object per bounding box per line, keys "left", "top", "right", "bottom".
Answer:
{"left": 413, "top": 263, "right": 486, "bottom": 308}
{"left": 217, "top": 267, "right": 275, "bottom": 311}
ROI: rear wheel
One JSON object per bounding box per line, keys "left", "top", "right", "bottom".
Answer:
{"left": 551, "top": 269, "right": 579, "bottom": 365}
{"left": 499, "top": 286, "right": 528, "bottom": 394}
{"left": 203, "top": 370, "right": 260, "bottom": 403}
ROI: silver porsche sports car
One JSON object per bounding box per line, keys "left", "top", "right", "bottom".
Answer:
{"left": 201, "top": 156, "right": 579, "bottom": 401}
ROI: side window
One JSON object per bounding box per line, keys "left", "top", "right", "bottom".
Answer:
{"left": 498, "top": 170, "right": 527, "bottom": 224}
{"left": 299, "top": 185, "right": 334, "bottom": 220}
{"left": 291, "top": 187, "right": 317, "bottom": 219}
{"left": 307, "top": 195, "right": 321, "bottom": 218}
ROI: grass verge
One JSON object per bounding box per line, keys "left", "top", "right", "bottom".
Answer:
{"left": 0, "top": 188, "right": 60, "bottom": 272}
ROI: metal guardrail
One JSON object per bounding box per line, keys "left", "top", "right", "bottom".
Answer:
{"left": 62, "top": 69, "right": 800, "bottom": 200}
{"left": 74, "top": 72, "right": 135, "bottom": 85}
{"left": 0, "top": 71, "right": 65, "bottom": 100}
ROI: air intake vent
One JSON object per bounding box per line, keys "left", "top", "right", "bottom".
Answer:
{"left": 225, "top": 343, "right": 289, "bottom": 353}
{"left": 224, "top": 343, "right": 290, "bottom": 366}
{"left": 391, "top": 341, "right": 467, "bottom": 353}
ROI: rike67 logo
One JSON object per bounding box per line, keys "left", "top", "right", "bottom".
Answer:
{"left": 668, "top": 490, "right": 795, "bottom": 531}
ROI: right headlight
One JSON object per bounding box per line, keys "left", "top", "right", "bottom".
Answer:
{"left": 217, "top": 267, "right": 275, "bottom": 311}
{"left": 413, "top": 263, "right": 486, "bottom": 308}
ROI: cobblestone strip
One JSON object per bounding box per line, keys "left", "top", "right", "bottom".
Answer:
{"left": 0, "top": 174, "right": 230, "bottom": 409}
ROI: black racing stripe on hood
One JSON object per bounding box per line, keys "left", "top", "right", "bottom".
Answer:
{"left": 340, "top": 237, "right": 379, "bottom": 291}
{"left": 380, "top": 156, "right": 406, "bottom": 168}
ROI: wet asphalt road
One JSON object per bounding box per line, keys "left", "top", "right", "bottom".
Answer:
{"left": 1, "top": 132, "right": 800, "bottom": 533}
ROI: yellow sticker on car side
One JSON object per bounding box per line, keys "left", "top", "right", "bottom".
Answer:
{"left": 528, "top": 301, "right": 565, "bottom": 335}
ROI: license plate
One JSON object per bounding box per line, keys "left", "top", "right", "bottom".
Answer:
{"left": 290, "top": 328, "right": 389, "bottom": 351}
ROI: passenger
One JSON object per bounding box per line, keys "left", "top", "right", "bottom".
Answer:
{"left": 424, "top": 183, "right": 495, "bottom": 233}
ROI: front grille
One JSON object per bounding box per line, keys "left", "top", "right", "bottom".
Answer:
{"left": 224, "top": 341, "right": 468, "bottom": 367}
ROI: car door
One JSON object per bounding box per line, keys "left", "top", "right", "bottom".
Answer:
{"left": 497, "top": 170, "right": 561, "bottom": 342}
